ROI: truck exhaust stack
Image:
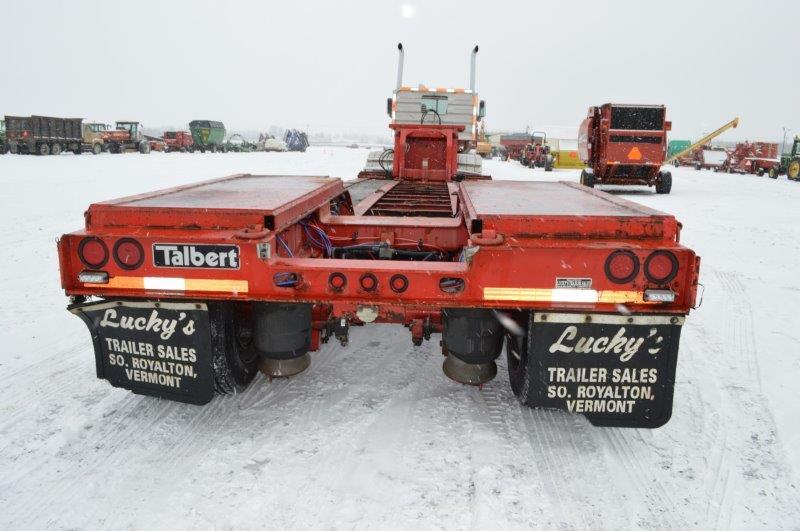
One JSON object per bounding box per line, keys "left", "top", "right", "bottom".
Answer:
{"left": 396, "top": 42, "right": 404, "bottom": 90}
{"left": 470, "top": 45, "right": 479, "bottom": 92}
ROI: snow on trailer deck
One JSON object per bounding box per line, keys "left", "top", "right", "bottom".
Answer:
{"left": 1, "top": 148, "right": 799, "bottom": 528}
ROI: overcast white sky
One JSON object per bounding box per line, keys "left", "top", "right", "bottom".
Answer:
{"left": 3, "top": 0, "right": 797, "bottom": 141}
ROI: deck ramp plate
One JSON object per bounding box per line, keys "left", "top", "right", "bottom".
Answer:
{"left": 461, "top": 180, "right": 677, "bottom": 240}
{"left": 87, "top": 174, "right": 344, "bottom": 231}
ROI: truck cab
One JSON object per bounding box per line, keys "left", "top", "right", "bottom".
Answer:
{"left": 387, "top": 44, "right": 486, "bottom": 150}
{"left": 83, "top": 122, "right": 109, "bottom": 154}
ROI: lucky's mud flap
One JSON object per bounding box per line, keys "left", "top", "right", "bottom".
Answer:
{"left": 70, "top": 300, "right": 214, "bottom": 405}
{"left": 528, "top": 313, "right": 684, "bottom": 429}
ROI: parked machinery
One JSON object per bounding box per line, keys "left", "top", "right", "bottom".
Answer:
{"left": 578, "top": 104, "right": 673, "bottom": 193}
{"left": 4, "top": 115, "right": 83, "bottom": 155}
{"left": 665, "top": 117, "right": 739, "bottom": 169}
{"left": 520, "top": 131, "right": 553, "bottom": 171}
{"left": 499, "top": 133, "right": 530, "bottom": 162}
{"left": 257, "top": 133, "right": 288, "bottom": 152}
{"left": 283, "top": 129, "right": 309, "bottom": 152}
{"left": 102, "top": 121, "right": 151, "bottom": 154}
{"left": 0, "top": 119, "right": 6, "bottom": 154}
{"left": 82, "top": 122, "right": 108, "bottom": 155}
{"left": 189, "top": 120, "right": 227, "bottom": 153}
{"left": 163, "top": 131, "right": 194, "bottom": 153}
{"left": 476, "top": 123, "right": 492, "bottom": 159}
{"left": 719, "top": 141, "right": 779, "bottom": 177}
{"left": 57, "top": 44, "right": 701, "bottom": 429}
{"left": 779, "top": 136, "right": 800, "bottom": 181}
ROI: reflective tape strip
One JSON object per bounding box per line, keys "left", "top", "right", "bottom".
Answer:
{"left": 483, "top": 287, "right": 649, "bottom": 304}
{"left": 144, "top": 277, "right": 185, "bottom": 291}
{"left": 99, "top": 276, "right": 248, "bottom": 293}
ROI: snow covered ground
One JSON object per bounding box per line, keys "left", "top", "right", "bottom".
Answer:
{"left": 1, "top": 148, "right": 798, "bottom": 529}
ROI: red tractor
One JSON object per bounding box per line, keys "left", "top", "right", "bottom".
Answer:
{"left": 578, "top": 104, "right": 672, "bottom": 194}
{"left": 56, "top": 46, "right": 700, "bottom": 429}
{"left": 520, "top": 131, "right": 553, "bottom": 171}
{"left": 102, "top": 121, "right": 151, "bottom": 154}
{"left": 163, "top": 131, "right": 195, "bottom": 153}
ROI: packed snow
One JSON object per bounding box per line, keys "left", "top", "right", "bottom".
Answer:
{"left": 1, "top": 148, "right": 799, "bottom": 529}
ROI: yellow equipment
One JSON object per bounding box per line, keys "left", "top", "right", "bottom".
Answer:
{"left": 664, "top": 117, "right": 740, "bottom": 165}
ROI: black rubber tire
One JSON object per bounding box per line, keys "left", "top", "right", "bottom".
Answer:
{"left": 51, "top": 143, "right": 62, "bottom": 156}
{"left": 139, "top": 141, "right": 150, "bottom": 154}
{"left": 211, "top": 145, "right": 217, "bottom": 153}
{"left": 757, "top": 168, "right": 765, "bottom": 177}
{"left": 545, "top": 156, "right": 553, "bottom": 172}
{"left": 506, "top": 312, "right": 533, "bottom": 404}
{"left": 0, "top": 143, "right": 6, "bottom": 155}
{"left": 768, "top": 167, "right": 777, "bottom": 179}
{"left": 73, "top": 148, "right": 81, "bottom": 155}
{"left": 38, "top": 143, "right": 50, "bottom": 156}
{"left": 208, "top": 302, "right": 259, "bottom": 394}
{"left": 694, "top": 163, "right": 702, "bottom": 171}
{"left": 580, "top": 169, "right": 595, "bottom": 188}
{"left": 656, "top": 171, "right": 672, "bottom": 194}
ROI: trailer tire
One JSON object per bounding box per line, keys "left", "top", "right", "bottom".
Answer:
{"left": 0, "top": 144, "right": 6, "bottom": 155}
{"left": 211, "top": 145, "right": 217, "bottom": 153}
{"left": 51, "top": 143, "right": 62, "bottom": 156}
{"left": 768, "top": 167, "right": 777, "bottom": 179}
{"left": 38, "top": 143, "right": 50, "bottom": 156}
{"left": 656, "top": 171, "right": 672, "bottom": 194}
{"left": 209, "top": 302, "right": 259, "bottom": 394}
{"left": 757, "top": 168, "right": 765, "bottom": 177}
{"left": 580, "top": 169, "right": 595, "bottom": 188}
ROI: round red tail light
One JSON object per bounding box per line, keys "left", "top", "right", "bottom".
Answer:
{"left": 605, "top": 250, "right": 639, "bottom": 284}
{"left": 113, "top": 238, "right": 144, "bottom": 270}
{"left": 359, "top": 273, "right": 378, "bottom": 292}
{"left": 644, "top": 251, "right": 678, "bottom": 284}
{"left": 78, "top": 237, "right": 108, "bottom": 269}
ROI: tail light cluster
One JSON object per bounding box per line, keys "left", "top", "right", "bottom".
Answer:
{"left": 78, "top": 237, "right": 144, "bottom": 271}
{"left": 605, "top": 249, "right": 679, "bottom": 285}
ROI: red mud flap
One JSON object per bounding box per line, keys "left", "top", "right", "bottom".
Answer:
{"left": 70, "top": 300, "right": 215, "bottom": 405}
{"left": 529, "top": 312, "right": 684, "bottom": 429}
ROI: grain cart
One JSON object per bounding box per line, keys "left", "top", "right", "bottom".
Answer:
{"left": 778, "top": 136, "right": 800, "bottom": 181}
{"left": 102, "top": 122, "right": 151, "bottom": 154}
{"left": 720, "top": 141, "right": 780, "bottom": 177}
{"left": 4, "top": 115, "right": 83, "bottom": 155}
{"left": 189, "top": 120, "right": 227, "bottom": 153}
{"left": 578, "top": 104, "right": 673, "bottom": 193}
{"left": 0, "top": 119, "right": 6, "bottom": 154}
{"left": 163, "top": 131, "right": 194, "bottom": 153}
{"left": 56, "top": 45, "right": 701, "bottom": 429}
{"left": 520, "top": 131, "right": 553, "bottom": 171}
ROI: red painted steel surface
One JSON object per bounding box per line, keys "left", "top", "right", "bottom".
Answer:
{"left": 389, "top": 123, "right": 462, "bottom": 181}
{"left": 58, "top": 173, "right": 700, "bottom": 326}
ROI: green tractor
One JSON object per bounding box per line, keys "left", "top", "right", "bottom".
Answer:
{"left": 780, "top": 135, "right": 800, "bottom": 181}
{"left": 0, "top": 119, "right": 7, "bottom": 155}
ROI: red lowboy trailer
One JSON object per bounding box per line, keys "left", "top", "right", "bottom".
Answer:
{"left": 56, "top": 47, "right": 701, "bottom": 429}
{"left": 578, "top": 104, "right": 673, "bottom": 194}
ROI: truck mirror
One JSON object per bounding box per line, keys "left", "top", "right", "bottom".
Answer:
{"left": 479, "top": 100, "right": 486, "bottom": 119}
{"left": 386, "top": 98, "right": 393, "bottom": 118}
